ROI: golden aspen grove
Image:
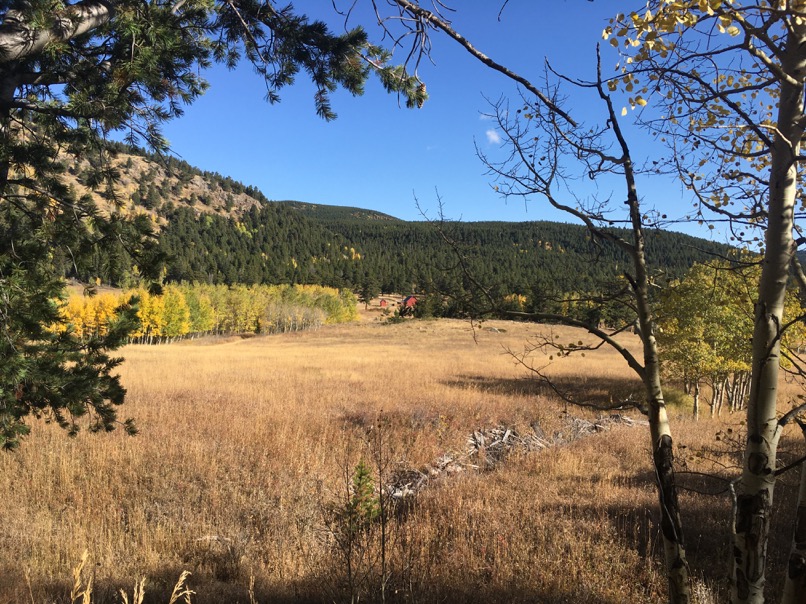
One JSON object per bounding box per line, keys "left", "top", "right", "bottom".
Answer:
{"left": 60, "top": 284, "right": 358, "bottom": 344}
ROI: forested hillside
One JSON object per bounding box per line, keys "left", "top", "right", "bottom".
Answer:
{"left": 69, "top": 145, "right": 731, "bottom": 309}
{"left": 304, "top": 213, "right": 728, "bottom": 296}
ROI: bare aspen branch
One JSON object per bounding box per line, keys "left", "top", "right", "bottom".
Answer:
{"left": 391, "top": 0, "right": 577, "bottom": 126}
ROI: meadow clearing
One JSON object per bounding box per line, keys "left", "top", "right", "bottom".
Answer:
{"left": 0, "top": 316, "right": 803, "bottom": 603}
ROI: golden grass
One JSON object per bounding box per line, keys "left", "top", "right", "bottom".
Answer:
{"left": 0, "top": 319, "right": 802, "bottom": 603}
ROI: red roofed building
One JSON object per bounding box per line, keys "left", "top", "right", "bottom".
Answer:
{"left": 400, "top": 295, "right": 417, "bottom": 316}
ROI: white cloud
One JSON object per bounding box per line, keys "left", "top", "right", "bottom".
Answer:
{"left": 485, "top": 129, "right": 502, "bottom": 144}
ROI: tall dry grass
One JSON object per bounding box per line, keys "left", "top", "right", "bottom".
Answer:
{"left": 0, "top": 319, "right": 802, "bottom": 603}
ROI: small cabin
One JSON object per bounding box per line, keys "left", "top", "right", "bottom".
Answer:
{"left": 400, "top": 295, "right": 418, "bottom": 316}
{"left": 379, "top": 298, "right": 389, "bottom": 308}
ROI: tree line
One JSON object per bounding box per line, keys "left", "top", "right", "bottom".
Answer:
{"left": 61, "top": 283, "right": 358, "bottom": 345}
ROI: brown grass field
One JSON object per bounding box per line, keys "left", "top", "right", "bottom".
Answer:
{"left": 0, "top": 317, "right": 803, "bottom": 603}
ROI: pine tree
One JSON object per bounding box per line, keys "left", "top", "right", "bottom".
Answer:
{"left": 358, "top": 275, "right": 380, "bottom": 309}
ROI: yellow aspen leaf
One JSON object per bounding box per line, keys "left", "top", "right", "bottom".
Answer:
{"left": 621, "top": 106, "right": 628, "bottom": 116}
{"left": 726, "top": 25, "right": 740, "bottom": 36}
{"left": 636, "top": 97, "right": 648, "bottom": 107}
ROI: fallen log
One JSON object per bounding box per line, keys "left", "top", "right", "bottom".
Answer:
{"left": 385, "top": 413, "right": 648, "bottom": 505}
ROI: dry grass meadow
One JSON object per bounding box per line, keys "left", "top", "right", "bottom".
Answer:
{"left": 1, "top": 317, "right": 804, "bottom": 603}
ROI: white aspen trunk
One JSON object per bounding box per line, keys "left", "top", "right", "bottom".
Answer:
{"left": 781, "top": 438, "right": 806, "bottom": 603}
{"left": 693, "top": 381, "right": 700, "bottom": 420}
{"left": 711, "top": 378, "right": 722, "bottom": 416}
{"left": 740, "top": 373, "right": 751, "bottom": 412}
{"left": 707, "top": 378, "right": 717, "bottom": 417}
{"left": 627, "top": 166, "right": 690, "bottom": 603}
{"left": 727, "top": 375, "right": 735, "bottom": 413}
{"left": 732, "top": 22, "right": 806, "bottom": 604}
{"left": 642, "top": 308, "right": 690, "bottom": 604}
{"left": 728, "top": 374, "right": 740, "bottom": 414}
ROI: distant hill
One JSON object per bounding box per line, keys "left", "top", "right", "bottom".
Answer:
{"left": 278, "top": 200, "right": 401, "bottom": 223}
{"left": 65, "top": 143, "right": 734, "bottom": 319}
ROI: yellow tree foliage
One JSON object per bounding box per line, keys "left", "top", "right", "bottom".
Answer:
{"left": 161, "top": 285, "right": 191, "bottom": 340}
{"left": 132, "top": 290, "right": 166, "bottom": 343}
{"left": 91, "top": 293, "right": 121, "bottom": 338}
{"left": 658, "top": 260, "right": 806, "bottom": 414}
{"left": 60, "top": 291, "right": 126, "bottom": 341}
{"left": 63, "top": 283, "right": 359, "bottom": 343}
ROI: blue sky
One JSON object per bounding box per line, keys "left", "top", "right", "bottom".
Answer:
{"left": 160, "top": 1, "right": 703, "bottom": 233}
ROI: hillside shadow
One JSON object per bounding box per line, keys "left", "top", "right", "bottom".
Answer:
{"left": 22, "top": 569, "right": 648, "bottom": 604}
{"left": 20, "top": 462, "right": 798, "bottom": 604}
{"left": 445, "top": 374, "right": 645, "bottom": 410}
{"left": 561, "top": 456, "right": 800, "bottom": 603}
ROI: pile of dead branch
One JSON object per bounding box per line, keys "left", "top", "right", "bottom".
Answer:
{"left": 385, "top": 413, "right": 648, "bottom": 505}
